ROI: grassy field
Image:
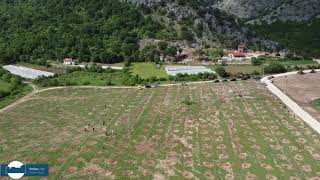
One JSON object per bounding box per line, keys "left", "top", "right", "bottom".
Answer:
{"left": 209, "top": 65, "right": 261, "bottom": 75}
{"left": 0, "top": 81, "right": 320, "bottom": 179}
{"left": 0, "top": 79, "right": 11, "bottom": 92}
{"left": 48, "top": 71, "right": 126, "bottom": 86}
{"left": 224, "top": 65, "right": 261, "bottom": 74}
{"left": 131, "top": 62, "right": 168, "bottom": 79}
{"left": 0, "top": 84, "right": 33, "bottom": 109}
{"left": 270, "top": 60, "right": 318, "bottom": 66}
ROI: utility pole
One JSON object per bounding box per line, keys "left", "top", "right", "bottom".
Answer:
{"left": 284, "top": 75, "right": 287, "bottom": 94}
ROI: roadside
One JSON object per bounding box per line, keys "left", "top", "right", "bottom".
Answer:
{"left": 261, "top": 69, "right": 320, "bottom": 134}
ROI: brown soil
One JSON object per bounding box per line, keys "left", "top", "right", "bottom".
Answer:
{"left": 246, "top": 173, "right": 257, "bottom": 180}
{"left": 204, "top": 172, "right": 215, "bottom": 180}
{"left": 242, "top": 163, "right": 251, "bottom": 169}
{"left": 135, "top": 140, "right": 155, "bottom": 154}
{"left": 302, "top": 165, "right": 312, "bottom": 173}
{"left": 182, "top": 171, "right": 194, "bottom": 179}
{"left": 274, "top": 73, "right": 320, "bottom": 121}
{"left": 289, "top": 177, "right": 301, "bottom": 180}
{"left": 266, "top": 174, "right": 277, "bottom": 180}
{"left": 67, "top": 166, "right": 78, "bottom": 174}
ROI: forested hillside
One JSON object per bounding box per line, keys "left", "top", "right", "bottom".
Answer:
{"left": 0, "top": 0, "right": 163, "bottom": 64}
{"left": 0, "top": 0, "right": 318, "bottom": 65}
{"left": 250, "top": 19, "right": 320, "bottom": 57}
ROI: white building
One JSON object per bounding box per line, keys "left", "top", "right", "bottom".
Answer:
{"left": 63, "top": 58, "right": 78, "bottom": 65}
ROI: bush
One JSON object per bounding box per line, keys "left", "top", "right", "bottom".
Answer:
{"left": 264, "top": 62, "right": 287, "bottom": 74}
{"left": 251, "top": 57, "right": 264, "bottom": 66}
{"left": 0, "top": 90, "right": 9, "bottom": 99}
{"left": 215, "top": 66, "right": 230, "bottom": 78}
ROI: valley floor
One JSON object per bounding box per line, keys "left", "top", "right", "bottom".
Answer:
{"left": 0, "top": 81, "right": 319, "bottom": 179}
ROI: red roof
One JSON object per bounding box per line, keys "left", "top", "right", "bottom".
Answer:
{"left": 233, "top": 51, "right": 245, "bottom": 57}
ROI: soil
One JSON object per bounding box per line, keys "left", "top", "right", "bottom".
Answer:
{"left": 274, "top": 73, "right": 320, "bottom": 121}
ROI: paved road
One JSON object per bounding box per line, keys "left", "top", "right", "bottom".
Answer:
{"left": 261, "top": 69, "right": 320, "bottom": 134}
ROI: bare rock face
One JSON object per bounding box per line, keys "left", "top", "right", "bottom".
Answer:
{"left": 214, "top": 0, "right": 320, "bottom": 24}
{"left": 124, "top": 0, "right": 320, "bottom": 51}
{"left": 124, "top": 0, "right": 280, "bottom": 50}
{"left": 123, "top": 0, "right": 165, "bottom": 7}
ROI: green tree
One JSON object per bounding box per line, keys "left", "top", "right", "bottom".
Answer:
{"left": 264, "top": 62, "right": 287, "bottom": 74}
{"left": 215, "top": 66, "right": 230, "bottom": 78}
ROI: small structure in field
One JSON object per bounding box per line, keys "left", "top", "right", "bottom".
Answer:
{"left": 63, "top": 58, "right": 78, "bottom": 65}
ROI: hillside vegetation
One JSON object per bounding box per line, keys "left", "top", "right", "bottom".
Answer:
{"left": 0, "top": 0, "right": 164, "bottom": 64}
{"left": 251, "top": 19, "right": 320, "bottom": 57}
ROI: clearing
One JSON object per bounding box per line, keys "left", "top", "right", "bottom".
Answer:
{"left": 223, "top": 65, "right": 260, "bottom": 74}
{"left": 274, "top": 73, "right": 320, "bottom": 122}
{"left": 0, "top": 81, "right": 319, "bottom": 179}
{"left": 131, "top": 62, "right": 168, "bottom": 79}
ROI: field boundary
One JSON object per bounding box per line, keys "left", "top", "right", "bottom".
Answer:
{"left": 261, "top": 69, "right": 320, "bottom": 134}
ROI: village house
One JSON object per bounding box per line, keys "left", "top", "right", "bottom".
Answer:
{"left": 63, "top": 58, "right": 78, "bottom": 65}
{"left": 231, "top": 43, "right": 246, "bottom": 58}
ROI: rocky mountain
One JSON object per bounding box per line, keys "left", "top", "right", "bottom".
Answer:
{"left": 214, "top": 0, "right": 320, "bottom": 24}
{"left": 124, "top": 0, "right": 320, "bottom": 56}
{"left": 124, "top": 0, "right": 280, "bottom": 51}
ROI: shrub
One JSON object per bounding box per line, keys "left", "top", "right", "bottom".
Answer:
{"left": 251, "top": 57, "right": 265, "bottom": 66}
{"left": 264, "top": 62, "right": 287, "bottom": 74}
{"left": 215, "top": 66, "right": 230, "bottom": 78}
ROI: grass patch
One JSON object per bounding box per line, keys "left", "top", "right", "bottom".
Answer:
{"left": 0, "top": 80, "right": 11, "bottom": 92}
{"left": 49, "top": 71, "right": 125, "bottom": 86}
{"left": 131, "top": 62, "right": 168, "bottom": 79}
{"left": 224, "top": 65, "right": 261, "bottom": 74}
{"left": 313, "top": 98, "right": 320, "bottom": 112}
{"left": 209, "top": 65, "right": 261, "bottom": 75}
{"left": 265, "top": 59, "right": 317, "bottom": 66}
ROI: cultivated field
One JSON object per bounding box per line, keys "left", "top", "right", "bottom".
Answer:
{"left": 274, "top": 73, "right": 320, "bottom": 121}
{"left": 0, "top": 81, "right": 320, "bottom": 179}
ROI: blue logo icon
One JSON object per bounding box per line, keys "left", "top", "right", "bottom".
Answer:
{"left": 1, "top": 161, "right": 49, "bottom": 179}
